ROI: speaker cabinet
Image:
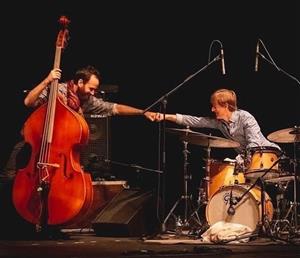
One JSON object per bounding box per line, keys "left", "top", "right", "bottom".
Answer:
{"left": 81, "top": 114, "right": 111, "bottom": 179}
{"left": 63, "top": 180, "right": 127, "bottom": 229}
{"left": 92, "top": 189, "right": 159, "bottom": 237}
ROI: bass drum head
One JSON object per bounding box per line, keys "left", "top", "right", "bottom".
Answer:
{"left": 205, "top": 184, "right": 273, "bottom": 231}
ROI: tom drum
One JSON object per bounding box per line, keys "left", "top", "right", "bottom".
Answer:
{"left": 208, "top": 160, "right": 245, "bottom": 199}
{"left": 245, "top": 147, "right": 282, "bottom": 180}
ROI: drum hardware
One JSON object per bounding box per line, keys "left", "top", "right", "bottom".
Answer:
{"left": 267, "top": 126, "right": 300, "bottom": 236}
{"left": 165, "top": 128, "right": 240, "bottom": 199}
{"left": 162, "top": 139, "right": 202, "bottom": 236}
{"left": 264, "top": 172, "right": 300, "bottom": 240}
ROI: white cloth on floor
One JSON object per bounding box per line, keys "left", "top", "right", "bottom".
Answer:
{"left": 201, "top": 221, "right": 253, "bottom": 243}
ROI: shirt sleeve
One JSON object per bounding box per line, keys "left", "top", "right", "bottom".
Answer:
{"left": 176, "top": 114, "right": 219, "bottom": 129}
{"left": 34, "top": 83, "right": 68, "bottom": 108}
{"left": 243, "top": 113, "right": 264, "bottom": 149}
{"left": 81, "top": 95, "right": 116, "bottom": 116}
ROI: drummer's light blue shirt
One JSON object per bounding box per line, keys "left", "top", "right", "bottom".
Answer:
{"left": 176, "top": 109, "right": 281, "bottom": 154}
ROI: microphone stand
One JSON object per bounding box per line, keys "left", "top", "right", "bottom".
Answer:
{"left": 257, "top": 52, "right": 300, "bottom": 86}
{"left": 257, "top": 38, "right": 300, "bottom": 86}
{"left": 142, "top": 55, "right": 221, "bottom": 233}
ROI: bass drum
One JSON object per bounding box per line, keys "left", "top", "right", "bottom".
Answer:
{"left": 205, "top": 184, "right": 274, "bottom": 231}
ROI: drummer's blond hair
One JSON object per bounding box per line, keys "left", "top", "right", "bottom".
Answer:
{"left": 210, "top": 89, "right": 237, "bottom": 111}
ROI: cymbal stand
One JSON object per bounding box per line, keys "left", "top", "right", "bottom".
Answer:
{"left": 186, "top": 142, "right": 213, "bottom": 235}
{"left": 203, "top": 144, "right": 212, "bottom": 204}
{"left": 290, "top": 128, "right": 300, "bottom": 233}
{"left": 162, "top": 140, "right": 201, "bottom": 236}
{"left": 272, "top": 128, "right": 300, "bottom": 239}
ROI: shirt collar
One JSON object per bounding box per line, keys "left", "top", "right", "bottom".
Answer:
{"left": 229, "top": 110, "right": 238, "bottom": 124}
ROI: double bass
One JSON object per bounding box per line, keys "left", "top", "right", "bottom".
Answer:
{"left": 12, "top": 16, "right": 93, "bottom": 229}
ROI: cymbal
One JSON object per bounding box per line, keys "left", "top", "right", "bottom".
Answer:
{"left": 166, "top": 128, "right": 240, "bottom": 148}
{"left": 166, "top": 128, "right": 207, "bottom": 137}
{"left": 267, "top": 126, "right": 300, "bottom": 143}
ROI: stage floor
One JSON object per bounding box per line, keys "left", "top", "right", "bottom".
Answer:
{"left": 1, "top": 228, "right": 300, "bottom": 258}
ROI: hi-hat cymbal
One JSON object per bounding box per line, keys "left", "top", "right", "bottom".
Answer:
{"left": 166, "top": 128, "right": 240, "bottom": 148}
{"left": 267, "top": 126, "right": 300, "bottom": 143}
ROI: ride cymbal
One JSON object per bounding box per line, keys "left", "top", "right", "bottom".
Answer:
{"left": 267, "top": 126, "right": 300, "bottom": 143}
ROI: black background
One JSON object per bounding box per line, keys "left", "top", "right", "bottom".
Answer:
{"left": 1, "top": 1, "right": 299, "bottom": 211}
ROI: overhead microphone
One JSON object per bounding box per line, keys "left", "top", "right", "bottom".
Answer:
{"left": 220, "top": 47, "right": 226, "bottom": 75}
{"left": 255, "top": 40, "right": 260, "bottom": 72}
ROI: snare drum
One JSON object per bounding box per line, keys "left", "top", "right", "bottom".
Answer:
{"left": 245, "top": 147, "right": 282, "bottom": 180}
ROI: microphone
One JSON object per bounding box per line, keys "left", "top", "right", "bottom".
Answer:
{"left": 227, "top": 205, "right": 235, "bottom": 216}
{"left": 227, "top": 187, "right": 235, "bottom": 216}
{"left": 255, "top": 41, "right": 260, "bottom": 72}
{"left": 220, "top": 47, "right": 226, "bottom": 75}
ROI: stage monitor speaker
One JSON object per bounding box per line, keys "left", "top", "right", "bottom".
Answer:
{"left": 91, "top": 189, "right": 159, "bottom": 237}
{"left": 80, "top": 114, "right": 111, "bottom": 178}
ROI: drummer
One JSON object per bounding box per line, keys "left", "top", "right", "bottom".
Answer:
{"left": 153, "top": 88, "right": 281, "bottom": 171}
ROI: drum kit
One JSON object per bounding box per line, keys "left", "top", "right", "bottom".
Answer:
{"left": 163, "top": 126, "right": 300, "bottom": 240}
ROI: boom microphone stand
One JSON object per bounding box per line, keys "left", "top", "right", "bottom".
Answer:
{"left": 143, "top": 50, "right": 223, "bottom": 233}
{"left": 256, "top": 38, "right": 300, "bottom": 86}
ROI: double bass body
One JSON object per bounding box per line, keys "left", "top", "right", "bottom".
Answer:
{"left": 13, "top": 100, "right": 92, "bottom": 225}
